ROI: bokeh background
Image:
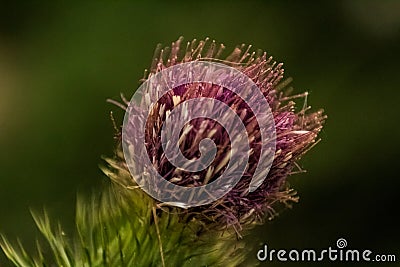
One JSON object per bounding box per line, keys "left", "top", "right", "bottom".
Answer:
{"left": 1, "top": 1, "right": 399, "bottom": 266}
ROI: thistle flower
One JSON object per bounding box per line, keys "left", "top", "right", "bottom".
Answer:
{"left": 113, "top": 37, "right": 326, "bottom": 233}
{"left": 1, "top": 37, "right": 326, "bottom": 267}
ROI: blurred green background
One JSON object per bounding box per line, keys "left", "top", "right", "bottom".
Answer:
{"left": 1, "top": 1, "right": 399, "bottom": 266}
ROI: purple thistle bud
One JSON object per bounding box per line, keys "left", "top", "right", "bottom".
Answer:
{"left": 115, "top": 37, "right": 326, "bottom": 233}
